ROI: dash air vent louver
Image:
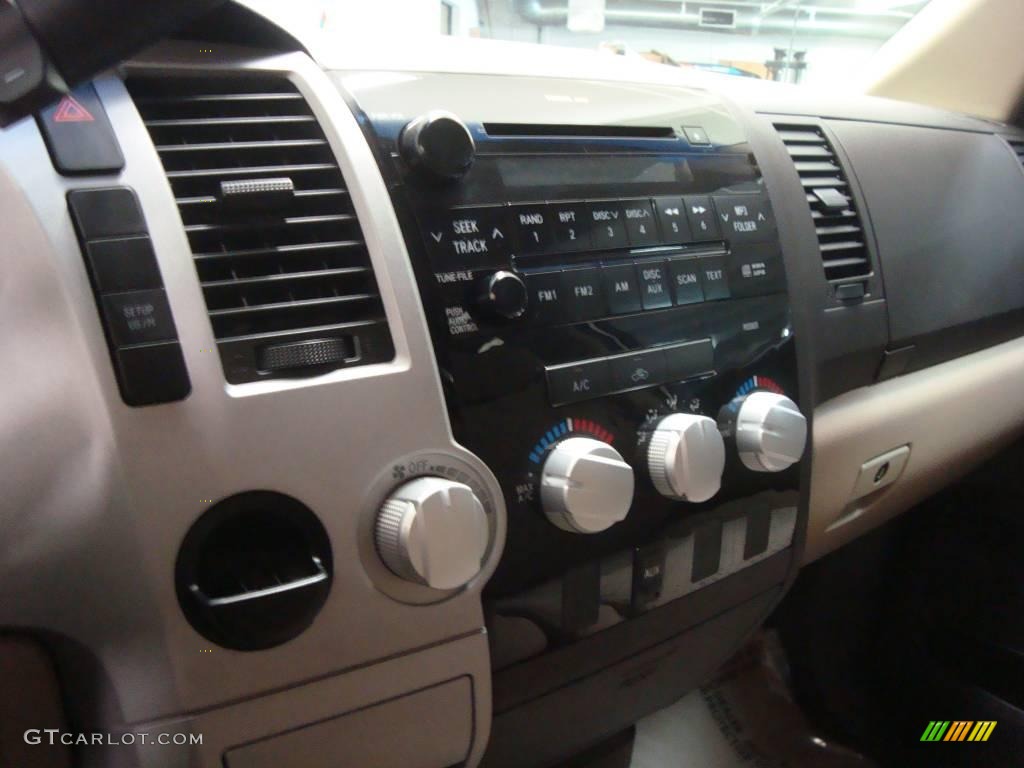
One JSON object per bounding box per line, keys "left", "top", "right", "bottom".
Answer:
{"left": 774, "top": 123, "right": 872, "bottom": 293}
{"left": 126, "top": 74, "right": 393, "bottom": 384}
{"left": 1006, "top": 138, "right": 1024, "bottom": 169}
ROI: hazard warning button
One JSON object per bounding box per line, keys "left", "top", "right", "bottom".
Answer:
{"left": 37, "top": 83, "right": 124, "bottom": 176}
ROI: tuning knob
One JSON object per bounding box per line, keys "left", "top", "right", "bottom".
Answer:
{"left": 399, "top": 111, "right": 475, "bottom": 182}
{"left": 735, "top": 392, "right": 807, "bottom": 472}
{"left": 375, "top": 477, "right": 489, "bottom": 590}
{"left": 647, "top": 413, "right": 726, "bottom": 503}
{"left": 476, "top": 270, "right": 528, "bottom": 320}
{"left": 540, "top": 437, "right": 635, "bottom": 534}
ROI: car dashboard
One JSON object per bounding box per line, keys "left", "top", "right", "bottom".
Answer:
{"left": 3, "top": 12, "right": 1024, "bottom": 768}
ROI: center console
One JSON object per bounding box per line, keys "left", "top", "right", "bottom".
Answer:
{"left": 342, "top": 73, "right": 808, "bottom": 765}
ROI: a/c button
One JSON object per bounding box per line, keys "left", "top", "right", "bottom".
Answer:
{"left": 546, "top": 358, "right": 610, "bottom": 406}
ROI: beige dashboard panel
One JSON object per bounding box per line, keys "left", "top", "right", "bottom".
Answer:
{"left": 807, "top": 335, "right": 1024, "bottom": 563}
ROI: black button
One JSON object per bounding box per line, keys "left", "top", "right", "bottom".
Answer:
{"left": 729, "top": 253, "right": 784, "bottom": 298}
{"left": 698, "top": 257, "right": 730, "bottom": 301}
{"left": 113, "top": 342, "right": 191, "bottom": 407}
{"left": 683, "top": 195, "right": 720, "bottom": 241}
{"left": 37, "top": 83, "right": 124, "bottom": 176}
{"left": 713, "top": 194, "right": 776, "bottom": 245}
{"left": 653, "top": 196, "right": 690, "bottom": 244}
{"left": 663, "top": 339, "right": 714, "bottom": 382}
{"left": 562, "top": 268, "right": 606, "bottom": 321}
{"left": 420, "top": 206, "right": 511, "bottom": 267}
{"left": 101, "top": 289, "right": 178, "bottom": 346}
{"left": 622, "top": 199, "right": 660, "bottom": 247}
{"left": 586, "top": 202, "right": 628, "bottom": 249}
{"left": 67, "top": 187, "right": 147, "bottom": 240}
{"left": 548, "top": 202, "right": 592, "bottom": 252}
{"left": 668, "top": 258, "right": 704, "bottom": 305}
{"left": 683, "top": 126, "right": 711, "bottom": 146}
{"left": 546, "top": 358, "right": 610, "bottom": 405}
{"left": 510, "top": 203, "right": 554, "bottom": 256}
{"left": 602, "top": 263, "right": 642, "bottom": 315}
{"left": 692, "top": 521, "right": 723, "bottom": 581}
{"left": 609, "top": 349, "right": 666, "bottom": 391}
{"left": 84, "top": 236, "right": 163, "bottom": 293}
{"left": 637, "top": 260, "right": 672, "bottom": 310}
{"left": 526, "top": 270, "right": 565, "bottom": 324}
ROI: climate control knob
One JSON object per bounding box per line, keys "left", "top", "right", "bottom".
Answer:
{"left": 375, "top": 477, "right": 489, "bottom": 590}
{"left": 540, "top": 437, "right": 635, "bottom": 534}
{"left": 647, "top": 413, "right": 726, "bottom": 503}
{"left": 399, "top": 111, "right": 475, "bottom": 182}
{"left": 735, "top": 392, "right": 807, "bottom": 472}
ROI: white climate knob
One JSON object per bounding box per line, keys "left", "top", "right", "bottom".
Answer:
{"left": 540, "top": 437, "right": 635, "bottom": 534}
{"left": 375, "top": 477, "right": 489, "bottom": 590}
{"left": 736, "top": 391, "right": 807, "bottom": 472}
{"left": 647, "top": 414, "right": 726, "bottom": 503}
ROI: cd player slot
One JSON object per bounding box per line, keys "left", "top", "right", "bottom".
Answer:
{"left": 483, "top": 123, "right": 678, "bottom": 140}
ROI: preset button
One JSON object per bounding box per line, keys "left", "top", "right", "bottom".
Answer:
{"left": 510, "top": 203, "right": 554, "bottom": 255}
{"left": 586, "top": 202, "right": 629, "bottom": 249}
{"left": 622, "top": 199, "right": 660, "bottom": 246}
{"left": 683, "top": 195, "right": 720, "bottom": 241}
{"left": 548, "top": 202, "right": 592, "bottom": 252}
{"left": 653, "top": 196, "right": 691, "bottom": 243}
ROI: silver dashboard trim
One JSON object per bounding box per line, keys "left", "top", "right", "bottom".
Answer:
{"left": 0, "top": 44, "right": 501, "bottom": 765}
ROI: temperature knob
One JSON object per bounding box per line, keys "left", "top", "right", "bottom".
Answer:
{"left": 735, "top": 392, "right": 807, "bottom": 472}
{"left": 399, "top": 111, "right": 475, "bottom": 182}
{"left": 647, "top": 414, "right": 726, "bottom": 503}
{"left": 375, "top": 477, "right": 489, "bottom": 590}
{"left": 540, "top": 437, "right": 634, "bottom": 534}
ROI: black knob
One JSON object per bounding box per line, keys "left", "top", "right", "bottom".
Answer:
{"left": 400, "top": 111, "right": 475, "bottom": 182}
{"left": 476, "top": 270, "right": 528, "bottom": 321}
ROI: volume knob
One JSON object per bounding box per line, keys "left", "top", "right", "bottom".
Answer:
{"left": 375, "top": 477, "right": 489, "bottom": 590}
{"left": 647, "top": 413, "right": 726, "bottom": 503}
{"left": 735, "top": 392, "right": 807, "bottom": 472}
{"left": 400, "top": 111, "right": 475, "bottom": 182}
{"left": 476, "top": 270, "right": 528, "bottom": 320}
{"left": 540, "top": 437, "right": 635, "bottom": 534}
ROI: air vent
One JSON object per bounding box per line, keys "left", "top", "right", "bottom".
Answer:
{"left": 774, "top": 123, "right": 872, "bottom": 291}
{"left": 1006, "top": 137, "right": 1024, "bottom": 169}
{"left": 126, "top": 74, "right": 393, "bottom": 384}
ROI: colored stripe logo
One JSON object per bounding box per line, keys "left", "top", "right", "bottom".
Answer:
{"left": 921, "top": 721, "right": 996, "bottom": 742}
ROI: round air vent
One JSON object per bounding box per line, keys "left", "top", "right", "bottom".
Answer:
{"left": 175, "top": 491, "right": 332, "bottom": 651}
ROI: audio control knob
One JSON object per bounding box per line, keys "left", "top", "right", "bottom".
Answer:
{"left": 375, "top": 477, "right": 489, "bottom": 590}
{"left": 399, "top": 111, "right": 475, "bottom": 182}
{"left": 476, "top": 270, "right": 528, "bottom": 320}
{"left": 540, "top": 437, "right": 635, "bottom": 534}
{"left": 735, "top": 392, "right": 807, "bottom": 472}
{"left": 647, "top": 413, "right": 726, "bottom": 503}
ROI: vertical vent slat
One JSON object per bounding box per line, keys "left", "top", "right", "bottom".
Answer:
{"left": 773, "top": 122, "right": 872, "bottom": 285}
{"left": 126, "top": 74, "right": 393, "bottom": 383}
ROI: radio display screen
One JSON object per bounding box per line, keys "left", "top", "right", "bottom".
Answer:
{"left": 497, "top": 155, "right": 687, "bottom": 188}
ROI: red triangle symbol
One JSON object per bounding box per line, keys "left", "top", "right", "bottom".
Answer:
{"left": 53, "top": 95, "right": 95, "bottom": 123}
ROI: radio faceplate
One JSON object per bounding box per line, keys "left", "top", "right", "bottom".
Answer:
{"left": 344, "top": 72, "right": 800, "bottom": 604}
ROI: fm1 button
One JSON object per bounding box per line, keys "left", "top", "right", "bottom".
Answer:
{"left": 547, "top": 359, "right": 610, "bottom": 406}
{"left": 683, "top": 195, "right": 720, "bottom": 241}
{"left": 526, "top": 270, "right": 564, "bottom": 324}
